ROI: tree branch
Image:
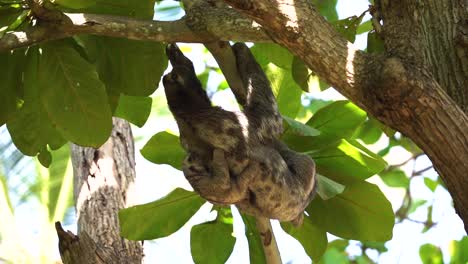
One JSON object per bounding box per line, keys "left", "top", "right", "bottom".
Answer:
{"left": 223, "top": 0, "right": 468, "bottom": 231}
{"left": 0, "top": 6, "right": 270, "bottom": 52}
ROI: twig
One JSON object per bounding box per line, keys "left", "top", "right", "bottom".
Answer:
{"left": 255, "top": 217, "right": 282, "bottom": 264}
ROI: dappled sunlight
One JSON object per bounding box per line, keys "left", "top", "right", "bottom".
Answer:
{"left": 279, "top": 0, "right": 299, "bottom": 29}
{"left": 346, "top": 42, "right": 359, "bottom": 86}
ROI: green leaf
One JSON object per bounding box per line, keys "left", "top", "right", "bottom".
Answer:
{"left": 191, "top": 207, "right": 236, "bottom": 264}
{"left": 292, "top": 56, "right": 310, "bottom": 92}
{"left": 419, "top": 244, "right": 443, "bottom": 264}
{"left": 114, "top": 95, "right": 152, "bottom": 127}
{"left": 362, "top": 241, "right": 388, "bottom": 253}
{"left": 0, "top": 7, "right": 23, "bottom": 37}
{"left": 7, "top": 47, "right": 66, "bottom": 156}
{"left": 55, "top": 0, "right": 94, "bottom": 9}
{"left": 319, "top": 248, "right": 350, "bottom": 264}
{"left": 283, "top": 116, "right": 321, "bottom": 137}
{"left": 311, "top": 139, "right": 387, "bottom": 185}
{"left": 356, "top": 20, "right": 373, "bottom": 34}
{"left": 281, "top": 216, "right": 328, "bottom": 262}
{"left": 251, "top": 43, "right": 293, "bottom": 69}
{"left": 333, "top": 15, "right": 365, "bottom": 43}
{"left": 80, "top": 0, "right": 156, "bottom": 19}
{"left": 316, "top": 174, "right": 346, "bottom": 200}
{"left": 265, "top": 64, "right": 302, "bottom": 118}
{"left": 38, "top": 149, "right": 52, "bottom": 168}
{"left": 0, "top": 49, "right": 25, "bottom": 125}
{"left": 311, "top": 0, "right": 338, "bottom": 22}
{"left": 38, "top": 40, "right": 112, "bottom": 147}
{"left": 80, "top": 36, "right": 167, "bottom": 109}
{"left": 307, "top": 101, "right": 366, "bottom": 139}
{"left": 241, "top": 214, "right": 267, "bottom": 264}
{"left": 307, "top": 181, "right": 394, "bottom": 241}
{"left": 353, "top": 117, "right": 383, "bottom": 144}
{"left": 119, "top": 188, "right": 206, "bottom": 240}
{"left": 450, "top": 236, "right": 468, "bottom": 264}
{"left": 367, "top": 31, "right": 385, "bottom": 54}
{"left": 424, "top": 177, "right": 438, "bottom": 192}
{"left": 47, "top": 144, "right": 73, "bottom": 221}
{"left": 379, "top": 169, "right": 410, "bottom": 188}
{"left": 140, "top": 131, "right": 186, "bottom": 169}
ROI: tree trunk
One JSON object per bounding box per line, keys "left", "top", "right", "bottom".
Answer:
{"left": 56, "top": 118, "right": 143, "bottom": 263}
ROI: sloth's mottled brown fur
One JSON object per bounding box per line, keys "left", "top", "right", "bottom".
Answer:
{"left": 163, "top": 43, "right": 316, "bottom": 223}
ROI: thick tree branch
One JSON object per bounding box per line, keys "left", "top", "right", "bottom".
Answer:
{"left": 0, "top": 6, "right": 270, "bottom": 52}
{"left": 223, "top": 0, "right": 468, "bottom": 231}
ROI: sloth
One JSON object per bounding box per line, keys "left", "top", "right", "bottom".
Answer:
{"left": 162, "top": 43, "right": 316, "bottom": 224}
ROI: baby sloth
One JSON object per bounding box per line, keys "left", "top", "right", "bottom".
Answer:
{"left": 163, "top": 43, "right": 316, "bottom": 224}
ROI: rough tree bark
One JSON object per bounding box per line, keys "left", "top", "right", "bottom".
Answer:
{"left": 2, "top": 0, "right": 467, "bottom": 230}
{"left": 56, "top": 118, "right": 143, "bottom": 263}
{"left": 223, "top": 0, "right": 468, "bottom": 232}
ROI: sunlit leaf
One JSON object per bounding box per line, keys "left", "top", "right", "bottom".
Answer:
{"left": 419, "top": 244, "right": 443, "bottom": 264}
{"left": 281, "top": 216, "right": 327, "bottom": 262}
{"left": 311, "top": 139, "right": 387, "bottom": 184}
{"left": 424, "top": 177, "right": 438, "bottom": 192}
{"left": 379, "top": 169, "right": 409, "bottom": 188}
{"left": 307, "top": 101, "right": 366, "bottom": 139}
{"left": 251, "top": 43, "right": 293, "bottom": 69}
{"left": 450, "top": 236, "right": 468, "bottom": 264}
{"left": 356, "top": 20, "right": 373, "bottom": 34}
{"left": 307, "top": 181, "right": 394, "bottom": 241}
{"left": 191, "top": 207, "right": 235, "bottom": 264}
{"left": 140, "top": 131, "right": 185, "bottom": 169}
{"left": 119, "top": 188, "right": 206, "bottom": 240}
{"left": 311, "top": 0, "right": 338, "bottom": 22}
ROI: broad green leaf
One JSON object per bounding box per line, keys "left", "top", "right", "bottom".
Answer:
{"left": 424, "top": 177, "right": 438, "bottom": 192}
{"left": 356, "top": 20, "right": 373, "bottom": 34}
{"left": 311, "top": 139, "right": 387, "bottom": 185}
{"left": 367, "top": 31, "right": 385, "bottom": 54}
{"left": 251, "top": 43, "right": 293, "bottom": 69}
{"left": 7, "top": 47, "right": 66, "bottom": 156}
{"left": 191, "top": 207, "right": 235, "bottom": 264}
{"left": 311, "top": 0, "right": 338, "bottom": 22}
{"left": 265, "top": 64, "right": 302, "bottom": 118}
{"left": 283, "top": 116, "right": 320, "bottom": 137}
{"left": 38, "top": 40, "right": 112, "bottom": 147}
{"left": 379, "top": 169, "right": 409, "bottom": 188}
{"left": 80, "top": 0, "right": 156, "bottom": 19}
{"left": 333, "top": 15, "right": 365, "bottom": 43}
{"left": 55, "top": 0, "right": 94, "bottom": 9}
{"left": 353, "top": 117, "right": 383, "bottom": 144}
{"left": 450, "top": 237, "right": 468, "bottom": 264}
{"left": 80, "top": 36, "right": 167, "bottom": 109}
{"left": 114, "top": 95, "right": 152, "bottom": 127}
{"left": 38, "top": 149, "right": 52, "bottom": 168}
{"left": 0, "top": 49, "right": 24, "bottom": 125}
{"left": 47, "top": 144, "right": 73, "bottom": 221}
{"left": 292, "top": 56, "right": 309, "bottom": 92}
{"left": 119, "top": 188, "right": 205, "bottom": 240}
{"left": 319, "top": 248, "right": 350, "bottom": 264}
{"left": 307, "top": 101, "right": 366, "bottom": 139}
{"left": 361, "top": 241, "right": 388, "bottom": 253}
{"left": 307, "top": 181, "right": 394, "bottom": 241}
{"left": 141, "top": 131, "right": 185, "bottom": 169}
{"left": 316, "top": 174, "right": 345, "bottom": 200}
{"left": 419, "top": 244, "right": 443, "bottom": 264}
{"left": 241, "top": 214, "right": 267, "bottom": 264}
{"left": 281, "top": 216, "right": 328, "bottom": 262}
